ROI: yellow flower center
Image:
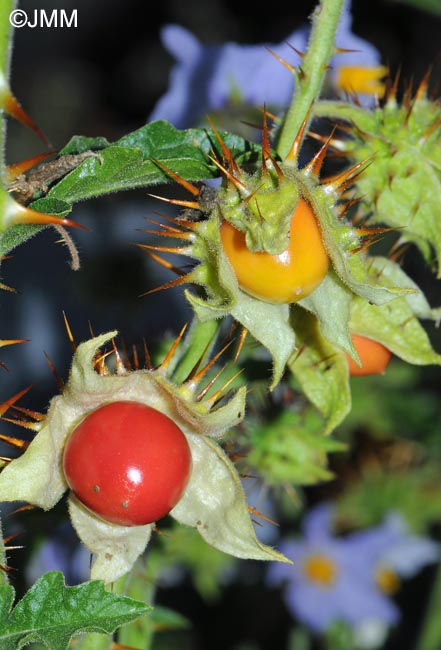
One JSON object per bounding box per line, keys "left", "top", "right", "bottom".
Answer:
{"left": 336, "top": 65, "right": 389, "bottom": 97}
{"left": 375, "top": 566, "right": 401, "bottom": 595}
{"left": 303, "top": 553, "right": 337, "bottom": 587}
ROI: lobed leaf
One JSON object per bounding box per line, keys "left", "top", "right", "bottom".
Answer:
{"left": 0, "top": 571, "right": 149, "bottom": 650}
{"left": 48, "top": 120, "right": 262, "bottom": 205}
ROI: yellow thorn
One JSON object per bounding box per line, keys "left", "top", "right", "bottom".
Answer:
{"left": 44, "top": 352, "right": 65, "bottom": 391}
{"left": 150, "top": 159, "right": 201, "bottom": 196}
{"left": 190, "top": 339, "right": 235, "bottom": 386}
{"left": 284, "top": 104, "right": 313, "bottom": 163}
{"left": 2, "top": 90, "right": 52, "bottom": 148}
{"left": 205, "top": 368, "right": 245, "bottom": 407}
{"left": 0, "top": 433, "right": 29, "bottom": 450}
{"left": 62, "top": 311, "right": 77, "bottom": 352}
{"left": 148, "top": 193, "right": 201, "bottom": 210}
{"left": 6, "top": 151, "right": 54, "bottom": 183}
{"left": 0, "top": 386, "right": 33, "bottom": 417}
{"left": 9, "top": 201, "right": 87, "bottom": 231}
{"left": 234, "top": 327, "right": 248, "bottom": 364}
{"left": 265, "top": 47, "right": 296, "bottom": 73}
{"left": 0, "top": 339, "right": 28, "bottom": 348}
{"left": 159, "top": 323, "right": 188, "bottom": 371}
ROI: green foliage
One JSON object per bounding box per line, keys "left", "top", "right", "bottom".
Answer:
{"left": 48, "top": 121, "right": 262, "bottom": 205}
{"left": 0, "top": 121, "right": 262, "bottom": 260}
{"left": 316, "top": 90, "right": 441, "bottom": 276}
{"left": 247, "top": 409, "right": 346, "bottom": 486}
{"left": 342, "top": 361, "right": 441, "bottom": 452}
{"left": 337, "top": 463, "right": 441, "bottom": 534}
{"left": 289, "top": 304, "right": 352, "bottom": 435}
{"left": 0, "top": 571, "right": 150, "bottom": 649}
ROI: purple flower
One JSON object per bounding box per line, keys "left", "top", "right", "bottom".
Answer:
{"left": 149, "top": 1, "right": 386, "bottom": 129}
{"left": 149, "top": 24, "right": 306, "bottom": 129}
{"left": 26, "top": 521, "right": 91, "bottom": 586}
{"left": 346, "top": 512, "right": 439, "bottom": 589}
{"left": 267, "top": 504, "right": 399, "bottom": 633}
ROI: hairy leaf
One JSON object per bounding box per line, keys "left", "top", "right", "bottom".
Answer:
{"left": 0, "top": 571, "right": 149, "bottom": 650}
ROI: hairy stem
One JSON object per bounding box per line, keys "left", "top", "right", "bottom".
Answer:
{"left": 0, "top": 0, "right": 17, "bottom": 176}
{"left": 172, "top": 318, "right": 221, "bottom": 384}
{"left": 276, "top": 0, "right": 344, "bottom": 160}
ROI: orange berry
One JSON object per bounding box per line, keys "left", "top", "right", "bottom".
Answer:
{"left": 346, "top": 334, "right": 392, "bottom": 376}
{"left": 220, "top": 198, "right": 329, "bottom": 304}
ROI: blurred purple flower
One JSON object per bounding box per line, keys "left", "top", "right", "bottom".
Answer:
{"left": 26, "top": 521, "right": 91, "bottom": 586}
{"left": 347, "top": 512, "right": 439, "bottom": 588}
{"left": 149, "top": 24, "right": 306, "bottom": 129}
{"left": 149, "top": 1, "right": 386, "bottom": 129}
{"left": 267, "top": 504, "right": 399, "bottom": 633}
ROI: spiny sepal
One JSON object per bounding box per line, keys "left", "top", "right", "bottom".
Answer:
{"left": 215, "top": 158, "right": 300, "bottom": 255}
{"left": 142, "top": 116, "right": 416, "bottom": 391}
{"left": 288, "top": 308, "right": 352, "bottom": 436}
{"left": 288, "top": 257, "right": 441, "bottom": 435}
{"left": 348, "top": 257, "right": 441, "bottom": 366}
{"left": 184, "top": 214, "right": 296, "bottom": 389}
{"left": 315, "top": 75, "right": 441, "bottom": 276}
{"left": 0, "top": 332, "right": 289, "bottom": 584}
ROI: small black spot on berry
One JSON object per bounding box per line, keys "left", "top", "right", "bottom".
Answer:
{"left": 93, "top": 484, "right": 100, "bottom": 493}
{"left": 121, "top": 500, "right": 129, "bottom": 509}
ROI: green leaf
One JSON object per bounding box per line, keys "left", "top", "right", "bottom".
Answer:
{"left": 0, "top": 571, "right": 150, "bottom": 650}
{"left": 0, "top": 122, "right": 260, "bottom": 261}
{"left": 48, "top": 121, "right": 261, "bottom": 205}
{"left": 349, "top": 258, "right": 441, "bottom": 366}
{"left": 0, "top": 224, "right": 43, "bottom": 258}
{"left": 28, "top": 197, "right": 73, "bottom": 218}
{"left": 59, "top": 135, "right": 110, "bottom": 156}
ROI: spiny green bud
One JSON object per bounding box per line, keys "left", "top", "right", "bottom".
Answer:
{"left": 247, "top": 409, "right": 346, "bottom": 486}
{"left": 318, "top": 71, "right": 441, "bottom": 276}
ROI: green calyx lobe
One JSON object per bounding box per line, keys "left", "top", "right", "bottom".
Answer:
{"left": 216, "top": 161, "right": 300, "bottom": 254}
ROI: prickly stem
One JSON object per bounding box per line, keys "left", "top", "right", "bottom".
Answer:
{"left": 276, "top": 0, "right": 345, "bottom": 159}
{"left": 172, "top": 319, "right": 222, "bottom": 385}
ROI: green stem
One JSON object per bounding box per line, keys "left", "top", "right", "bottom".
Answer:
{"left": 0, "top": 516, "right": 8, "bottom": 585}
{"left": 114, "top": 557, "right": 158, "bottom": 648}
{"left": 314, "top": 99, "right": 368, "bottom": 123}
{"left": 172, "top": 318, "right": 221, "bottom": 385}
{"left": 0, "top": 0, "right": 16, "bottom": 175}
{"left": 416, "top": 560, "right": 441, "bottom": 650}
{"left": 276, "top": 0, "right": 345, "bottom": 160}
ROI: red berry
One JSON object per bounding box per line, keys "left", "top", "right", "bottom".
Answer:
{"left": 63, "top": 401, "right": 192, "bottom": 526}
